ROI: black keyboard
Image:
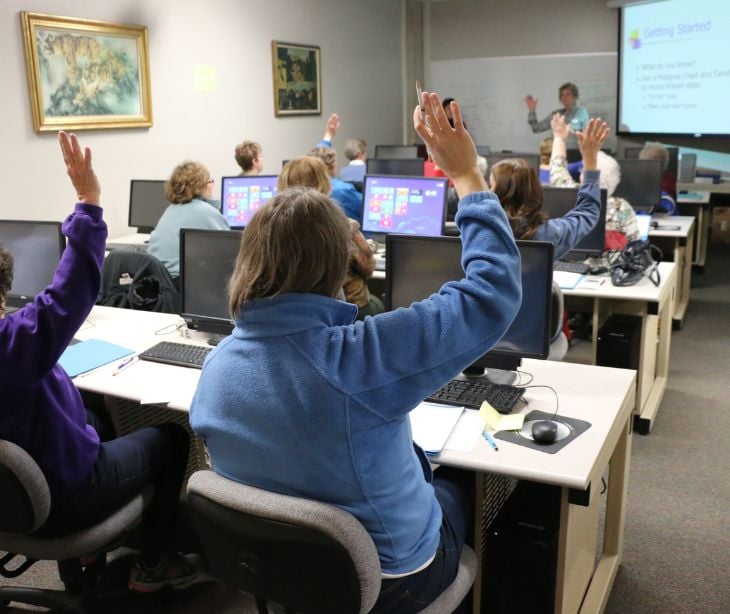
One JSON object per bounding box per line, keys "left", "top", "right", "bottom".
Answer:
{"left": 426, "top": 379, "right": 524, "bottom": 414}
{"left": 553, "top": 260, "right": 590, "bottom": 275}
{"left": 138, "top": 341, "right": 211, "bottom": 369}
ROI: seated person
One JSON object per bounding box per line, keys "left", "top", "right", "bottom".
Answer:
{"left": 148, "top": 160, "right": 229, "bottom": 279}
{"left": 550, "top": 115, "right": 639, "bottom": 251}
{"left": 278, "top": 157, "right": 383, "bottom": 320}
{"left": 539, "top": 136, "right": 581, "bottom": 184}
{"left": 0, "top": 132, "right": 198, "bottom": 593}
{"left": 234, "top": 140, "right": 264, "bottom": 177}
{"left": 189, "top": 92, "right": 522, "bottom": 613}
{"left": 639, "top": 142, "right": 678, "bottom": 214}
{"left": 312, "top": 113, "right": 363, "bottom": 221}
{"left": 490, "top": 115, "right": 608, "bottom": 260}
{"left": 339, "top": 138, "right": 367, "bottom": 184}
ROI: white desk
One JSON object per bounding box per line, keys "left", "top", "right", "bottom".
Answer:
{"left": 106, "top": 232, "right": 150, "bottom": 250}
{"left": 676, "top": 184, "right": 716, "bottom": 270}
{"left": 439, "top": 359, "right": 635, "bottom": 614}
{"left": 649, "top": 215, "right": 695, "bottom": 329}
{"left": 73, "top": 306, "right": 635, "bottom": 614}
{"left": 562, "top": 261, "right": 676, "bottom": 434}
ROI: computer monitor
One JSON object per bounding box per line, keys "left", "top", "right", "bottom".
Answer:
{"left": 385, "top": 237, "right": 553, "bottom": 381}
{"left": 623, "top": 145, "right": 679, "bottom": 178}
{"left": 361, "top": 175, "right": 448, "bottom": 240}
{"left": 485, "top": 153, "right": 540, "bottom": 178}
{"left": 541, "top": 187, "right": 608, "bottom": 259}
{"left": 476, "top": 145, "right": 491, "bottom": 156}
{"left": 0, "top": 220, "right": 64, "bottom": 310}
{"left": 128, "top": 180, "right": 168, "bottom": 234}
{"left": 180, "top": 228, "right": 242, "bottom": 338}
{"left": 374, "top": 145, "right": 419, "bottom": 159}
{"left": 614, "top": 159, "right": 663, "bottom": 213}
{"left": 566, "top": 148, "right": 613, "bottom": 164}
{"left": 366, "top": 158, "right": 425, "bottom": 177}
{"left": 220, "top": 175, "right": 278, "bottom": 228}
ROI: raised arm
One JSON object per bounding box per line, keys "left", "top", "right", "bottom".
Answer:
{"left": 549, "top": 113, "right": 575, "bottom": 187}
{"left": 319, "top": 113, "right": 340, "bottom": 147}
{"left": 413, "top": 92, "right": 485, "bottom": 198}
{"left": 575, "top": 117, "right": 610, "bottom": 171}
{"left": 0, "top": 132, "right": 107, "bottom": 386}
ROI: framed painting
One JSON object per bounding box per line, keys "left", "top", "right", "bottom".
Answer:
{"left": 272, "top": 41, "right": 321, "bottom": 116}
{"left": 20, "top": 12, "right": 153, "bottom": 132}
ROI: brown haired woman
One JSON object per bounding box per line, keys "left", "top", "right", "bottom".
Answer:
{"left": 489, "top": 114, "right": 609, "bottom": 260}
{"left": 278, "top": 156, "right": 383, "bottom": 319}
{"left": 190, "top": 93, "right": 522, "bottom": 613}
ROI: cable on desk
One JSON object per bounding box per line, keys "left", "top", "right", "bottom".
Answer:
{"left": 78, "top": 318, "right": 96, "bottom": 331}
{"left": 520, "top": 384, "right": 560, "bottom": 421}
{"left": 154, "top": 320, "right": 186, "bottom": 336}
{"left": 514, "top": 369, "right": 534, "bottom": 386}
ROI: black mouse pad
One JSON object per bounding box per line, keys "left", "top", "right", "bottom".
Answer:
{"left": 493, "top": 410, "right": 592, "bottom": 454}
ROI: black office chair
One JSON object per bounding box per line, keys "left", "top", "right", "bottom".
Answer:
{"left": 0, "top": 439, "right": 152, "bottom": 612}
{"left": 187, "top": 470, "right": 477, "bottom": 614}
{"left": 98, "top": 250, "right": 180, "bottom": 314}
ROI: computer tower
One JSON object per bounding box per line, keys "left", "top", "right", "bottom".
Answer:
{"left": 482, "top": 482, "right": 560, "bottom": 613}
{"left": 678, "top": 153, "right": 697, "bottom": 183}
{"left": 596, "top": 314, "right": 642, "bottom": 370}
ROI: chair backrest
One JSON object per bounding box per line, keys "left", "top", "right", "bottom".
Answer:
{"left": 98, "top": 250, "right": 181, "bottom": 313}
{"left": 550, "top": 280, "right": 564, "bottom": 343}
{"left": 0, "top": 440, "right": 51, "bottom": 534}
{"left": 187, "top": 471, "right": 381, "bottom": 614}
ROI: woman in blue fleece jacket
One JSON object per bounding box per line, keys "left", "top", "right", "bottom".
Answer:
{"left": 190, "top": 93, "right": 522, "bottom": 612}
{"left": 0, "top": 133, "right": 197, "bottom": 593}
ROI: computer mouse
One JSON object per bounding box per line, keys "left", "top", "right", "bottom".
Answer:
{"left": 650, "top": 220, "right": 658, "bottom": 228}
{"left": 531, "top": 420, "right": 558, "bottom": 444}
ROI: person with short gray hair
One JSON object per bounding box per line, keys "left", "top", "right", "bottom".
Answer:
{"left": 340, "top": 138, "right": 367, "bottom": 183}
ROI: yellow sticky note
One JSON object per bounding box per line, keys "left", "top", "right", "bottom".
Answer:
{"left": 479, "top": 401, "right": 525, "bottom": 431}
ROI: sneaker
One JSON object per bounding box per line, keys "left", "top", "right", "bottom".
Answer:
{"left": 128, "top": 553, "right": 200, "bottom": 593}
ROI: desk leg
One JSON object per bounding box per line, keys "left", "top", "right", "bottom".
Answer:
{"left": 672, "top": 230, "right": 694, "bottom": 330}
{"left": 578, "top": 416, "right": 632, "bottom": 613}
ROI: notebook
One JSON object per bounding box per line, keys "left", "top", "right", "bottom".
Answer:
{"left": 59, "top": 339, "right": 134, "bottom": 378}
{"left": 409, "top": 402, "right": 465, "bottom": 455}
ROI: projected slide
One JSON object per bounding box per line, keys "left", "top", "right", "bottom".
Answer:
{"left": 619, "top": 0, "right": 730, "bottom": 135}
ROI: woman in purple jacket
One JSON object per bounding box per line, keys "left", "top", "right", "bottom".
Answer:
{"left": 0, "top": 133, "right": 197, "bottom": 593}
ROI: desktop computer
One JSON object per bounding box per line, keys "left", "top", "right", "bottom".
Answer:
{"left": 481, "top": 482, "right": 560, "bottom": 613}
{"left": 596, "top": 314, "right": 642, "bottom": 370}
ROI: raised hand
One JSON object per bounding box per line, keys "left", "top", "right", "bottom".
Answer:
{"left": 524, "top": 95, "right": 538, "bottom": 112}
{"left": 413, "top": 92, "right": 485, "bottom": 198}
{"left": 576, "top": 118, "right": 610, "bottom": 171}
{"left": 550, "top": 113, "right": 571, "bottom": 140}
{"left": 324, "top": 113, "right": 340, "bottom": 141}
{"left": 58, "top": 131, "right": 100, "bottom": 206}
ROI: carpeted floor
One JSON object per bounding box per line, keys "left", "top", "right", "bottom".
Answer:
{"left": 3, "top": 246, "right": 729, "bottom": 614}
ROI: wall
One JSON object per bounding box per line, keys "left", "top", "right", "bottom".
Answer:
{"left": 1, "top": 0, "right": 404, "bottom": 237}
{"left": 426, "top": 0, "right": 728, "bottom": 161}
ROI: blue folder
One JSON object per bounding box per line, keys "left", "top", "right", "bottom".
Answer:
{"left": 59, "top": 338, "right": 134, "bottom": 378}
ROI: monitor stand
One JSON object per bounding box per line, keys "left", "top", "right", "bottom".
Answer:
{"left": 462, "top": 356, "right": 521, "bottom": 385}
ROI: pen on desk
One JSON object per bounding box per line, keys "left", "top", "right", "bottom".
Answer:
{"left": 482, "top": 430, "right": 499, "bottom": 452}
{"left": 416, "top": 80, "right": 424, "bottom": 118}
{"left": 113, "top": 355, "right": 138, "bottom": 376}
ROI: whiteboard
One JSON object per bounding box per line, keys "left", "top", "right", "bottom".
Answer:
{"left": 430, "top": 52, "right": 618, "bottom": 152}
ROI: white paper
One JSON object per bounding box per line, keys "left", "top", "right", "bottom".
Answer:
{"left": 444, "top": 409, "right": 486, "bottom": 452}
{"left": 553, "top": 271, "right": 584, "bottom": 289}
{"left": 409, "top": 402, "right": 464, "bottom": 454}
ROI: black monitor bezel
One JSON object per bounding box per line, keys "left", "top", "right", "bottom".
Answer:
{"left": 541, "top": 187, "right": 608, "bottom": 259}
{"left": 614, "top": 159, "right": 664, "bottom": 213}
{"left": 128, "top": 179, "right": 168, "bottom": 234}
{"left": 361, "top": 174, "right": 448, "bottom": 239}
{"left": 220, "top": 175, "right": 279, "bottom": 230}
{"left": 622, "top": 145, "right": 679, "bottom": 178}
{"left": 0, "top": 219, "right": 65, "bottom": 307}
{"left": 179, "top": 227, "right": 241, "bottom": 336}
{"left": 365, "top": 158, "right": 425, "bottom": 176}
{"left": 485, "top": 153, "right": 540, "bottom": 178}
{"left": 374, "top": 145, "right": 420, "bottom": 159}
{"left": 384, "top": 236, "right": 553, "bottom": 363}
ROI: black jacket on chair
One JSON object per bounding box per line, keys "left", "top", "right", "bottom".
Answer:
{"left": 97, "top": 250, "right": 181, "bottom": 314}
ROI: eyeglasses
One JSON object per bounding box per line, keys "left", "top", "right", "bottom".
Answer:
{"left": 206, "top": 178, "right": 215, "bottom": 184}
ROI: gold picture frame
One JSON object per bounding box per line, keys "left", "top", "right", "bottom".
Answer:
{"left": 20, "top": 12, "right": 153, "bottom": 132}
{"left": 272, "top": 41, "right": 321, "bottom": 116}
